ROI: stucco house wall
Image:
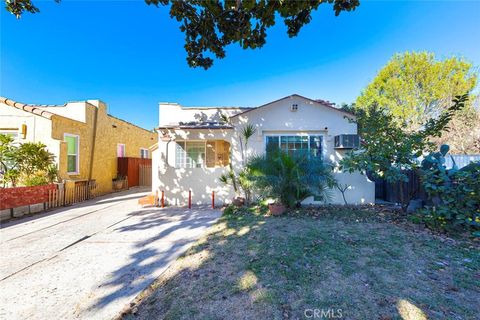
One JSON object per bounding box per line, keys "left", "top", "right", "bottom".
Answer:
{"left": 0, "top": 104, "right": 58, "bottom": 158}
{"left": 1, "top": 97, "right": 156, "bottom": 194}
{"left": 153, "top": 94, "right": 374, "bottom": 206}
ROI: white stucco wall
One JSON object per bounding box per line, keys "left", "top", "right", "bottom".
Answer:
{"left": 39, "top": 101, "right": 88, "bottom": 123}
{"left": 152, "top": 129, "right": 236, "bottom": 206}
{"left": 153, "top": 95, "right": 375, "bottom": 206}
{"left": 0, "top": 103, "right": 60, "bottom": 166}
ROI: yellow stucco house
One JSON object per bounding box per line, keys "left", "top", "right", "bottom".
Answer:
{"left": 0, "top": 97, "right": 156, "bottom": 194}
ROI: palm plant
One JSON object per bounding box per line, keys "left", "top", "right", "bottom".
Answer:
{"left": 239, "top": 124, "right": 256, "bottom": 165}
{"left": 247, "top": 151, "right": 336, "bottom": 208}
{"left": 218, "top": 118, "right": 257, "bottom": 203}
{"left": 219, "top": 164, "right": 254, "bottom": 204}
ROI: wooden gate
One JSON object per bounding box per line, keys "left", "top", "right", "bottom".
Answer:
{"left": 139, "top": 164, "right": 152, "bottom": 187}
{"left": 117, "top": 157, "right": 152, "bottom": 187}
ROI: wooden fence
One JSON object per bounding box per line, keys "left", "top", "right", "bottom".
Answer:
{"left": 139, "top": 164, "right": 152, "bottom": 187}
{"left": 47, "top": 181, "right": 98, "bottom": 209}
{"left": 117, "top": 157, "right": 152, "bottom": 188}
{"left": 374, "top": 170, "right": 427, "bottom": 204}
{"left": 375, "top": 156, "right": 479, "bottom": 204}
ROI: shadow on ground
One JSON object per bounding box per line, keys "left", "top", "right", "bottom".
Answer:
{"left": 117, "top": 206, "right": 480, "bottom": 320}
{"left": 82, "top": 206, "right": 219, "bottom": 317}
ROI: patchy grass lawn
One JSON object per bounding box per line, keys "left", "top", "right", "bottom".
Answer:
{"left": 121, "top": 206, "right": 479, "bottom": 320}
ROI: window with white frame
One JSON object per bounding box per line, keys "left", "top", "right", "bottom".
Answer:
{"left": 64, "top": 134, "right": 79, "bottom": 174}
{"left": 265, "top": 135, "right": 323, "bottom": 158}
{"left": 117, "top": 144, "right": 126, "bottom": 158}
{"left": 175, "top": 141, "right": 206, "bottom": 168}
{"left": 140, "top": 148, "right": 149, "bottom": 159}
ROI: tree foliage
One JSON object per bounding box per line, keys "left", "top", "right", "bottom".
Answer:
{"left": 356, "top": 52, "right": 478, "bottom": 134}
{"left": 432, "top": 98, "right": 480, "bottom": 154}
{"left": 340, "top": 94, "right": 468, "bottom": 186}
{"left": 418, "top": 145, "right": 480, "bottom": 234}
{"left": 0, "top": 134, "right": 56, "bottom": 187}
{"left": 5, "top": 0, "right": 360, "bottom": 69}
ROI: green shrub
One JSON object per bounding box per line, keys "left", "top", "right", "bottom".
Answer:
{"left": 0, "top": 133, "right": 55, "bottom": 187}
{"left": 246, "top": 151, "right": 336, "bottom": 208}
{"left": 223, "top": 205, "right": 236, "bottom": 216}
{"left": 420, "top": 145, "right": 480, "bottom": 234}
{"left": 22, "top": 173, "right": 49, "bottom": 186}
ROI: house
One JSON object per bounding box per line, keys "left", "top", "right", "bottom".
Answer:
{"left": 152, "top": 94, "right": 375, "bottom": 206}
{"left": 0, "top": 97, "right": 156, "bottom": 194}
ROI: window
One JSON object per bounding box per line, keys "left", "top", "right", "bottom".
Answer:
{"left": 175, "top": 141, "right": 205, "bottom": 168}
{"left": 0, "top": 131, "right": 19, "bottom": 143}
{"left": 140, "top": 148, "right": 149, "bottom": 159}
{"left": 64, "top": 134, "right": 79, "bottom": 174}
{"left": 266, "top": 135, "right": 323, "bottom": 159}
{"left": 117, "top": 144, "right": 126, "bottom": 158}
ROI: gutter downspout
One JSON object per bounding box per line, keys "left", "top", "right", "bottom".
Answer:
{"left": 157, "top": 128, "right": 174, "bottom": 168}
{"left": 88, "top": 106, "right": 99, "bottom": 181}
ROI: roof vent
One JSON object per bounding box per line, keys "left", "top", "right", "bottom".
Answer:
{"left": 290, "top": 104, "right": 298, "bottom": 112}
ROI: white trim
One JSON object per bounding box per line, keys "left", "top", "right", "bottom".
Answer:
{"left": 64, "top": 133, "right": 80, "bottom": 175}
{"left": 264, "top": 133, "right": 325, "bottom": 158}
{"left": 174, "top": 140, "right": 207, "bottom": 168}
{"left": 117, "top": 143, "right": 126, "bottom": 158}
{"left": 140, "top": 148, "right": 149, "bottom": 159}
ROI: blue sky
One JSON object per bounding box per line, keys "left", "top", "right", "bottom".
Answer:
{"left": 1, "top": 0, "right": 479, "bottom": 129}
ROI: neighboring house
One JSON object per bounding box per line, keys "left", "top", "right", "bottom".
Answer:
{"left": 152, "top": 94, "right": 374, "bottom": 206}
{"left": 0, "top": 97, "right": 156, "bottom": 194}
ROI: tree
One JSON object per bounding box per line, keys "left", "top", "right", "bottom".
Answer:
{"left": 5, "top": 0, "right": 360, "bottom": 69}
{"left": 0, "top": 134, "right": 20, "bottom": 187}
{"left": 356, "top": 52, "right": 478, "bottom": 134}
{"left": 219, "top": 122, "right": 257, "bottom": 203}
{"left": 0, "top": 133, "right": 55, "bottom": 187}
{"left": 340, "top": 94, "right": 468, "bottom": 209}
{"left": 433, "top": 97, "right": 480, "bottom": 154}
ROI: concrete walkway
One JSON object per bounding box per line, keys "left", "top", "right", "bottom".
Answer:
{"left": 0, "top": 188, "right": 221, "bottom": 320}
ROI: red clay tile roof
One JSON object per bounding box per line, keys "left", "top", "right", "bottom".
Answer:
{"left": 0, "top": 97, "right": 59, "bottom": 119}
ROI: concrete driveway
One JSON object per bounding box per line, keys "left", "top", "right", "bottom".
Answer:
{"left": 0, "top": 188, "right": 221, "bottom": 320}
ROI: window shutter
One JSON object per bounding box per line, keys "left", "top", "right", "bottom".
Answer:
{"left": 206, "top": 141, "right": 216, "bottom": 168}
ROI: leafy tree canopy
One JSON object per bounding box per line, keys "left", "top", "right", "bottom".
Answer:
{"left": 356, "top": 52, "right": 478, "bottom": 132}
{"left": 0, "top": 133, "right": 55, "bottom": 187}
{"left": 5, "top": 0, "right": 360, "bottom": 69}
{"left": 341, "top": 94, "right": 468, "bottom": 183}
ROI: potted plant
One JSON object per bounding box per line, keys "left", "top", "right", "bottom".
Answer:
{"left": 112, "top": 174, "right": 126, "bottom": 190}
{"left": 268, "top": 202, "right": 286, "bottom": 216}
{"left": 232, "top": 196, "right": 245, "bottom": 207}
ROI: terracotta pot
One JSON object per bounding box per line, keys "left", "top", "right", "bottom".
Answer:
{"left": 268, "top": 203, "right": 286, "bottom": 216}
{"left": 113, "top": 180, "right": 124, "bottom": 190}
{"left": 232, "top": 197, "right": 245, "bottom": 207}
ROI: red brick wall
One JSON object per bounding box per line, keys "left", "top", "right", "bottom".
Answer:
{"left": 0, "top": 184, "right": 57, "bottom": 210}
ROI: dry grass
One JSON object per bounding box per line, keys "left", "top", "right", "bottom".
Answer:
{"left": 120, "top": 206, "right": 479, "bottom": 320}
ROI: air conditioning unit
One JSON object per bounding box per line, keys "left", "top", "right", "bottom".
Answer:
{"left": 334, "top": 134, "right": 360, "bottom": 149}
